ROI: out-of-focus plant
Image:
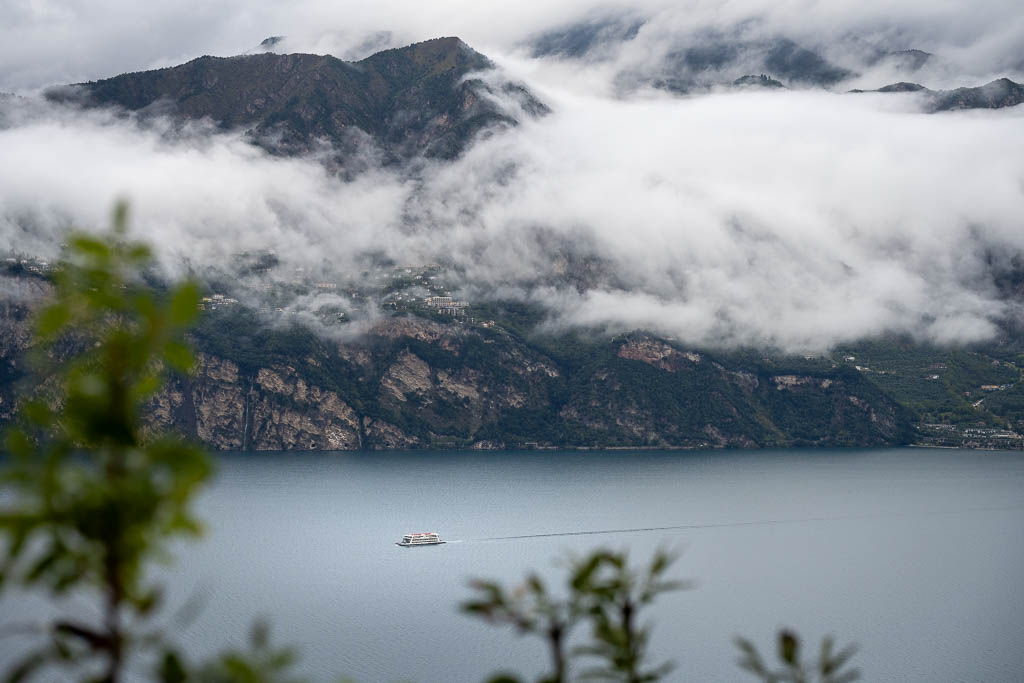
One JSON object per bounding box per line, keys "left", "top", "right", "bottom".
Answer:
{"left": 158, "top": 622, "right": 303, "bottom": 683}
{"left": 462, "top": 548, "right": 685, "bottom": 683}
{"left": 735, "top": 630, "right": 860, "bottom": 683}
{"left": 571, "top": 550, "right": 684, "bottom": 682}
{"left": 0, "top": 203, "right": 207, "bottom": 682}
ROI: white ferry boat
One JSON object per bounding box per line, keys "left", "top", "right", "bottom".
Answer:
{"left": 396, "top": 532, "right": 446, "bottom": 547}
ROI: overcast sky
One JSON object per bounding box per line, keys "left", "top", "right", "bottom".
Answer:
{"left": 1, "top": 1, "right": 1023, "bottom": 352}
{"left": 3, "top": 0, "right": 1023, "bottom": 92}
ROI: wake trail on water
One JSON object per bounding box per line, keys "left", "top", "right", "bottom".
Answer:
{"left": 461, "top": 504, "right": 1024, "bottom": 543}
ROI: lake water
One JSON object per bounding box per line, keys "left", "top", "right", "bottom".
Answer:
{"left": 3, "top": 447, "right": 1024, "bottom": 682}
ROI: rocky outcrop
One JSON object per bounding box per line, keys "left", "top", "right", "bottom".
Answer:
{"left": 0, "top": 286, "right": 915, "bottom": 451}
{"left": 153, "top": 357, "right": 364, "bottom": 451}
{"left": 617, "top": 338, "right": 701, "bottom": 371}
{"left": 363, "top": 416, "right": 418, "bottom": 449}
{"left": 248, "top": 366, "right": 361, "bottom": 450}
{"left": 381, "top": 351, "right": 433, "bottom": 402}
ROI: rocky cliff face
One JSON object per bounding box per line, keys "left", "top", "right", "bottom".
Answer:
{"left": 139, "top": 314, "right": 567, "bottom": 450}
{"left": 151, "top": 356, "right": 365, "bottom": 451}
{"left": 556, "top": 335, "right": 908, "bottom": 448}
{"left": 0, "top": 287, "right": 913, "bottom": 450}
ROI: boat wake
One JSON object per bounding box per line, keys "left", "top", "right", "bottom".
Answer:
{"left": 463, "top": 504, "right": 1024, "bottom": 543}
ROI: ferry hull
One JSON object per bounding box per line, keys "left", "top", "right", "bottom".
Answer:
{"left": 396, "top": 541, "right": 447, "bottom": 547}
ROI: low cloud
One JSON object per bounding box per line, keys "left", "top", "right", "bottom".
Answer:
{"left": 2, "top": 84, "right": 1023, "bottom": 353}
{"left": 1, "top": 2, "right": 1023, "bottom": 353}
{"left": 3, "top": 1, "right": 1023, "bottom": 93}
{"left": 411, "top": 88, "right": 1024, "bottom": 350}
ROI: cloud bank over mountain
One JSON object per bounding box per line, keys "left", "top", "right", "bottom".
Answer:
{"left": 1, "top": 1, "right": 1023, "bottom": 352}
{"left": 3, "top": 0, "right": 1023, "bottom": 93}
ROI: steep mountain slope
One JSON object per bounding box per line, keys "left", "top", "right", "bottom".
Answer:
{"left": 529, "top": 14, "right": 854, "bottom": 93}
{"left": 531, "top": 15, "right": 646, "bottom": 59}
{"left": 927, "top": 78, "right": 1024, "bottom": 111}
{"left": 672, "top": 36, "right": 852, "bottom": 87}
{"left": 851, "top": 77, "right": 1024, "bottom": 111}
{"left": 0, "top": 281, "right": 913, "bottom": 451}
{"left": 156, "top": 319, "right": 916, "bottom": 450}
{"left": 528, "top": 14, "right": 1022, "bottom": 111}
{"left": 47, "top": 37, "right": 547, "bottom": 160}
{"left": 875, "top": 49, "right": 933, "bottom": 72}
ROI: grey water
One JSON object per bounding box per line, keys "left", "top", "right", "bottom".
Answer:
{"left": 3, "top": 447, "right": 1024, "bottom": 682}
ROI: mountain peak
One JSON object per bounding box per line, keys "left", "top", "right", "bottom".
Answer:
{"left": 259, "top": 36, "right": 285, "bottom": 51}
{"left": 876, "top": 81, "right": 927, "bottom": 92}
{"left": 733, "top": 73, "right": 786, "bottom": 89}
{"left": 850, "top": 77, "right": 1023, "bottom": 112}
{"left": 47, "top": 37, "right": 544, "bottom": 162}
{"left": 357, "top": 36, "right": 491, "bottom": 77}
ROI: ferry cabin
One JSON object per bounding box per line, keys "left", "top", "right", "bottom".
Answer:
{"left": 398, "top": 532, "right": 444, "bottom": 546}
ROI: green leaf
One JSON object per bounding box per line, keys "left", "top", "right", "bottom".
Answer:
{"left": 137, "top": 587, "right": 163, "bottom": 616}
{"left": 778, "top": 630, "right": 799, "bottom": 666}
{"left": 136, "top": 372, "right": 163, "bottom": 398}
{"left": 36, "top": 304, "right": 70, "bottom": 337}
{"left": 250, "top": 620, "right": 270, "bottom": 650}
{"left": 169, "top": 281, "right": 201, "bottom": 326}
{"left": 5, "top": 429, "right": 34, "bottom": 458}
{"left": 69, "top": 235, "right": 109, "bottom": 258}
{"left": 164, "top": 340, "right": 194, "bottom": 374}
{"left": 486, "top": 675, "right": 524, "bottom": 683}
{"left": 157, "top": 650, "right": 188, "bottom": 683}
{"left": 3, "top": 648, "right": 48, "bottom": 683}
{"left": 112, "top": 201, "right": 129, "bottom": 233}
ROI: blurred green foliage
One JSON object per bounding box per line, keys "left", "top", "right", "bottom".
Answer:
{"left": 0, "top": 203, "right": 208, "bottom": 681}
{"left": 463, "top": 548, "right": 686, "bottom": 683}
{"left": 0, "top": 205, "right": 303, "bottom": 683}
{"left": 736, "top": 630, "right": 859, "bottom": 683}
{"left": 158, "top": 622, "right": 302, "bottom": 683}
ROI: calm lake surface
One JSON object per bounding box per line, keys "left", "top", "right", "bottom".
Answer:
{"left": 3, "top": 447, "right": 1024, "bottom": 682}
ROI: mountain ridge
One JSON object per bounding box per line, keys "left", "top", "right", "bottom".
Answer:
{"left": 850, "top": 77, "right": 1024, "bottom": 111}
{"left": 46, "top": 37, "right": 547, "bottom": 161}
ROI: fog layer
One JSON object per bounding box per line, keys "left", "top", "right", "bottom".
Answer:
{"left": 1, "top": 2, "right": 1023, "bottom": 351}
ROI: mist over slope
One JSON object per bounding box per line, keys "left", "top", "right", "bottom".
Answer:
{"left": 1, "top": 1, "right": 1023, "bottom": 355}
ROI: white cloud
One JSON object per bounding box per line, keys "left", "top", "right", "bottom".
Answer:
{"left": 2, "top": 0, "right": 1023, "bottom": 92}
{"left": 1, "top": 2, "right": 1023, "bottom": 352}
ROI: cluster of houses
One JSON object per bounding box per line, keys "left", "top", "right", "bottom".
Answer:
{"left": 425, "top": 295, "right": 469, "bottom": 316}
{"left": 919, "top": 422, "right": 1024, "bottom": 449}
{"left": 192, "top": 260, "right": 501, "bottom": 329}
{"left": 3, "top": 256, "right": 51, "bottom": 275}
{"left": 198, "top": 294, "right": 239, "bottom": 311}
